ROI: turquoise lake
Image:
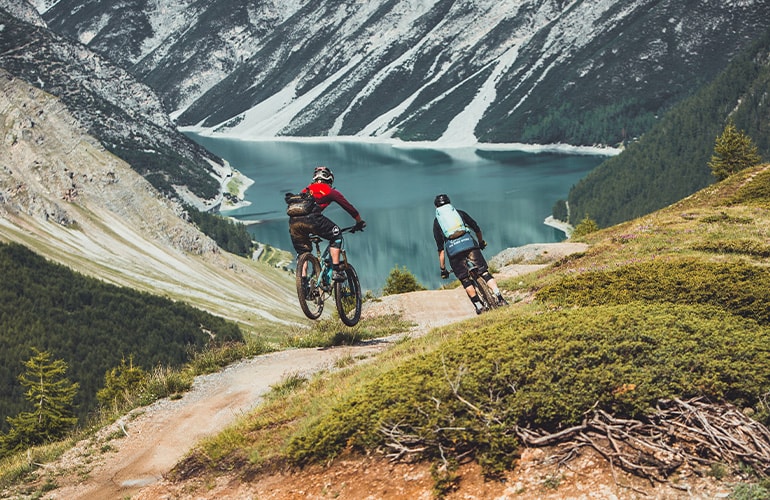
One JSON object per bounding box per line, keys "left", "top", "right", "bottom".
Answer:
{"left": 186, "top": 135, "right": 607, "bottom": 291}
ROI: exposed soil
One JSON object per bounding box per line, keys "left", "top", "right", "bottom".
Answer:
{"left": 12, "top": 243, "right": 744, "bottom": 499}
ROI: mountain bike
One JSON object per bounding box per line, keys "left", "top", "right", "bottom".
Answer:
{"left": 449, "top": 255, "right": 500, "bottom": 314}
{"left": 467, "top": 258, "right": 500, "bottom": 313}
{"left": 295, "top": 226, "right": 363, "bottom": 326}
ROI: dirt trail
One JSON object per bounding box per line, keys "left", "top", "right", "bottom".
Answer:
{"left": 32, "top": 245, "right": 584, "bottom": 500}
{"left": 41, "top": 344, "right": 392, "bottom": 500}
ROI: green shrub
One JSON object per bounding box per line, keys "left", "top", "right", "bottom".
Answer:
{"left": 383, "top": 266, "right": 426, "bottom": 295}
{"left": 700, "top": 212, "right": 753, "bottom": 224}
{"left": 571, "top": 215, "right": 600, "bottom": 238}
{"left": 536, "top": 258, "right": 770, "bottom": 325}
{"left": 138, "top": 366, "right": 193, "bottom": 405}
{"left": 730, "top": 482, "right": 770, "bottom": 500}
{"left": 693, "top": 239, "right": 770, "bottom": 258}
{"left": 282, "top": 314, "right": 415, "bottom": 349}
{"left": 96, "top": 357, "right": 149, "bottom": 411}
{"left": 708, "top": 121, "right": 762, "bottom": 181}
{"left": 285, "top": 303, "right": 770, "bottom": 476}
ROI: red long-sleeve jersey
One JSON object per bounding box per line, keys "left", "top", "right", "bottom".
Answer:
{"left": 302, "top": 182, "right": 360, "bottom": 219}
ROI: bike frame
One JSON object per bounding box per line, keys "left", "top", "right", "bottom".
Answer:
{"left": 466, "top": 258, "right": 497, "bottom": 311}
{"left": 296, "top": 225, "right": 363, "bottom": 326}
{"left": 310, "top": 226, "right": 355, "bottom": 291}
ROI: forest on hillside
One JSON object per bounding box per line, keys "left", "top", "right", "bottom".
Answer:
{"left": 186, "top": 206, "right": 254, "bottom": 257}
{"left": 0, "top": 242, "right": 243, "bottom": 432}
{"left": 566, "top": 29, "right": 770, "bottom": 228}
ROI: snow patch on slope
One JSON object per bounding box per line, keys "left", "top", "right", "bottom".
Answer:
{"left": 439, "top": 43, "right": 523, "bottom": 146}
{"left": 220, "top": 55, "right": 365, "bottom": 138}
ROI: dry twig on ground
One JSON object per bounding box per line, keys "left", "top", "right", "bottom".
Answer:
{"left": 515, "top": 397, "right": 770, "bottom": 482}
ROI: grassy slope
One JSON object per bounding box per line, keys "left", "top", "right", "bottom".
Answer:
{"left": 181, "top": 163, "right": 770, "bottom": 482}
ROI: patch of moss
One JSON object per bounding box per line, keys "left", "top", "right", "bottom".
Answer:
{"left": 728, "top": 167, "right": 770, "bottom": 206}
{"left": 536, "top": 258, "right": 770, "bottom": 325}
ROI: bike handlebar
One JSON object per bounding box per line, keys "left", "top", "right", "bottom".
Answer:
{"left": 341, "top": 224, "right": 364, "bottom": 234}
{"left": 309, "top": 224, "right": 363, "bottom": 242}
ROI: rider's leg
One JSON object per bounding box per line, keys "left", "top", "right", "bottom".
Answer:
{"left": 469, "top": 247, "right": 508, "bottom": 306}
{"left": 289, "top": 216, "right": 313, "bottom": 255}
{"left": 328, "top": 239, "right": 346, "bottom": 281}
{"left": 481, "top": 271, "right": 508, "bottom": 305}
{"left": 289, "top": 217, "right": 313, "bottom": 279}
{"left": 312, "top": 215, "right": 346, "bottom": 280}
{"left": 452, "top": 252, "right": 484, "bottom": 313}
{"left": 460, "top": 275, "right": 484, "bottom": 314}
{"left": 481, "top": 272, "right": 500, "bottom": 294}
{"left": 329, "top": 246, "right": 341, "bottom": 265}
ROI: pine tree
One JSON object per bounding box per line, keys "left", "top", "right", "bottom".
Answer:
{"left": 97, "top": 356, "right": 148, "bottom": 411}
{"left": 1, "top": 348, "right": 79, "bottom": 454}
{"left": 708, "top": 121, "right": 762, "bottom": 180}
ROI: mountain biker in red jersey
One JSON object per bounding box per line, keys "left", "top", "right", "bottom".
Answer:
{"left": 432, "top": 193, "right": 507, "bottom": 314}
{"left": 288, "top": 166, "right": 366, "bottom": 282}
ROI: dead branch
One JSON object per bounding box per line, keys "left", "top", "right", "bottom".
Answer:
{"left": 516, "top": 397, "right": 770, "bottom": 482}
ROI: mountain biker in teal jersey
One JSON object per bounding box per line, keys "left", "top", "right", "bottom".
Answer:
{"left": 288, "top": 166, "right": 366, "bottom": 282}
{"left": 432, "top": 193, "right": 507, "bottom": 314}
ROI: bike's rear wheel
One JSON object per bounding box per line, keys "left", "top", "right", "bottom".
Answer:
{"left": 474, "top": 274, "right": 498, "bottom": 311}
{"left": 335, "top": 263, "right": 362, "bottom": 326}
{"left": 296, "top": 252, "right": 323, "bottom": 320}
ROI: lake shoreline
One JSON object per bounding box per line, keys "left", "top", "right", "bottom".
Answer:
{"left": 544, "top": 216, "right": 573, "bottom": 238}
{"left": 181, "top": 128, "right": 622, "bottom": 157}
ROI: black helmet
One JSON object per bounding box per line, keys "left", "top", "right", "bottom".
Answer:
{"left": 434, "top": 194, "right": 450, "bottom": 207}
{"left": 312, "top": 166, "right": 334, "bottom": 185}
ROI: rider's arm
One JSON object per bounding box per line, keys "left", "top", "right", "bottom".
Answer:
{"left": 321, "top": 189, "right": 361, "bottom": 220}
{"left": 459, "top": 210, "right": 483, "bottom": 243}
{"left": 433, "top": 220, "right": 448, "bottom": 271}
{"left": 433, "top": 219, "right": 445, "bottom": 251}
{"left": 459, "top": 210, "right": 481, "bottom": 233}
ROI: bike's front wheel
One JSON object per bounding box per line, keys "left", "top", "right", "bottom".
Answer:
{"left": 335, "top": 263, "right": 362, "bottom": 326}
{"left": 296, "top": 252, "right": 323, "bottom": 320}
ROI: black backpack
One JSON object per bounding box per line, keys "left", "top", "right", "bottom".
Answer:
{"left": 285, "top": 191, "right": 317, "bottom": 216}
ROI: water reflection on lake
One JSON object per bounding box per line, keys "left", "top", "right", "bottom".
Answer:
{"left": 186, "top": 135, "right": 606, "bottom": 291}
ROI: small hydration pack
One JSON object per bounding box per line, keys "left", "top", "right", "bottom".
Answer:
{"left": 436, "top": 204, "right": 468, "bottom": 239}
{"left": 285, "top": 191, "right": 317, "bottom": 216}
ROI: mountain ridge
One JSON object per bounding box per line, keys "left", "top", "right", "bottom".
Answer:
{"left": 38, "top": 0, "right": 770, "bottom": 147}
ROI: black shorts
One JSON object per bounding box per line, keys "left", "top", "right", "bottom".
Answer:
{"left": 289, "top": 213, "right": 341, "bottom": 254}
{"left": 448, "top": 247, "right": 487, "bottom": 282}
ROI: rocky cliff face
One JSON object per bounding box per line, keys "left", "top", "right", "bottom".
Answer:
{"left": 39, "top": 0, "right": 770, "bottom": 146}
{"left": 0, "top": 4, "right": 227, "bottom": 206}
{"left": 0, "top": 71, "right": 209, "bottom": 252}
{"left": 0, "top": 70, "right": 300, "bottom": 328}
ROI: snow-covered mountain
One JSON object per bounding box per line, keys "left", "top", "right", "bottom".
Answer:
{"left": 39, "top": 0, "right": 770, "bottom": 147}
